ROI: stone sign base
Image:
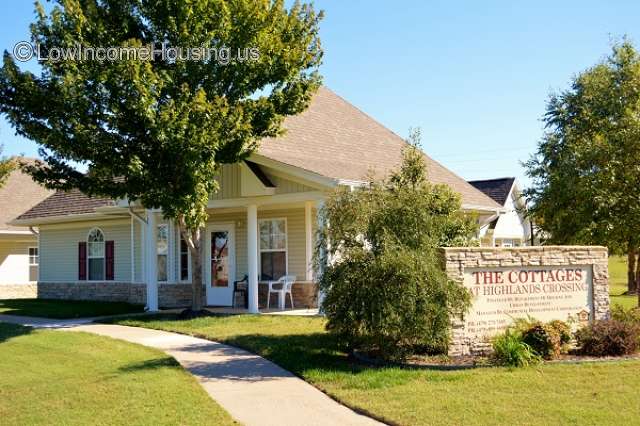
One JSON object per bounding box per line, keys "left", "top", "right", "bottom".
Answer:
{"left": 441, "top": 246, "right": 609, "bottom": 356}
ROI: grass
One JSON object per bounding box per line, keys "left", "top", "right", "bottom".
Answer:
{"left": 0, "top": 322, "right": 235, "bottom": 425}
{"left": 0, "top": 298, "right": 144, "bottom": 318}
{"left": 608, "top": 256, "right": 638, "bottom": 310}
{"left": 110, "top": 314, "right": 640, "bottom": 426}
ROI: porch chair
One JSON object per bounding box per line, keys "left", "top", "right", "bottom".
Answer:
{"left": 266, "top": 275, "right": 297, "bottom": 310}
{"left": 233, "top": 275, "right": 249, "bottom": 309}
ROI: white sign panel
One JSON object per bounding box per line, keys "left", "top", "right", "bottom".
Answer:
{"left": 462, "top": 266, "right": 593, "bottom": 339}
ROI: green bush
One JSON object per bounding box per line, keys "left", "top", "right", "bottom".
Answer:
{"left": 575, "top": 320, "right": 640, "bottom": 356}
{"left": 547, "top": 320, "right": 572, "bottom": 345}
{"left": 317, "top": 136, "right": 476, "bottom": 360}
{"left": 511, "top": 318, "right": 572, "bottom": 359}
{"left": 521, "top": 323, "right": 562, "bottom": 359}
{"left": 611, "top": 305, "right": 640, "bottom": 325}
{"left": 492, "top": 329, "right": 540, "bottom": 367}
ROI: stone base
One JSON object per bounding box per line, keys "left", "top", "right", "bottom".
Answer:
{"left": 35, "top": 281, "right": 318, "bottom": 309}
{"left": 0, "top": 284, "right": 37, "bottom": 299}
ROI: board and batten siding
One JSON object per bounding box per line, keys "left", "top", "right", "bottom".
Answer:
{"left": 39, "top": 219, "right": 132, "bottom": 282}
{"left": 209, "top": 163, "right": 318, "bottom": 201}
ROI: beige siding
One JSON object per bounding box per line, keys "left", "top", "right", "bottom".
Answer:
{"left": 0, "top": 240, "right": 36, "bottom": 284}
{"left": 39, "top": 220, "right": 132, "bottom": 282}
{"left": 209, "top": 163, "right": 318, "bottom": 200}
{"left": 209, "top": 164, "right": 242, "bottom": 200}
{"left": 204, "top": 207, "right": 311, "bottom": 281}
{"left": 264, "top": 171, "right": 317, "bottom": 195}
{"left": 133, "top": 219, "right": 143, "bottom": 282}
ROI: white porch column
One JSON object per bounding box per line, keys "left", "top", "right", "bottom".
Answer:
{"left": 247, "top": 204, "right": 259, "bottom": 313}
{"left": 145, "top": 209, "right": 159, "bottom": 312}
{"left": 315, "top": 200, "right": 326, "bottom": 311}
{"left": 305, "top": 201, "right": 314, "bottom": 281}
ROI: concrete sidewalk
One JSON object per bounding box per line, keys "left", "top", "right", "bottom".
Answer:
{"left": 0, "top": 316, "right": 382, "bottom": 426}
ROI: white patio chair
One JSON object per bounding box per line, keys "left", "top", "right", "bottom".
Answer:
{"left": 266, "top": 275, "right": 297, "bottom": 310}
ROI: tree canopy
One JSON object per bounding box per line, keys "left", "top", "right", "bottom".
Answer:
{"left": 524, "top": 40, "right": 640, "bottom": 297}
{"left": 0, "top": 0, "right": 323, "bottom": 310}
{"left": 0, "top": 146, "right": 15, "bottom": 188}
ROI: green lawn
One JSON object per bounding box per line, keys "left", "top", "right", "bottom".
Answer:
{"left": 0, "top": 298, "right": 144, "bottom": 318}
{"left": 0, "top": 322, "right": 235, "bottom": 425}
{"left": 609, "top": 256, "right": 638, "bottom": 310}
{"left": 110, "top": 314, "right": 640, "bottom": 426}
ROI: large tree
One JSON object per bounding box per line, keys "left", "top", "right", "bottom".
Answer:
{"left": 0, "top": 146, "right": 15, "bottom": 188}
{"left": 0, "top": 0, "right": 323, "bottom": 311}
{"left": 524, "top": 40, "right": 640, "bottom": 304}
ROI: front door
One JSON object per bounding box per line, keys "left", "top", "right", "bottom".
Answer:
{"left": 205, "top": 224, "right": 235, "bottom": 306}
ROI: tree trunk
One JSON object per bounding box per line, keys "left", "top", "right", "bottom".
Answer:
{"left": 636, "top": 252, "right": 640, "bottom": 306}
{"left": 627, "top": 247, "right": 637, "bottom": 295}
{"left": 177, "top": 216, "right": 204, "bottom": 311}
{"left": 190, "top": 239, "right": 204, "bottom": 311}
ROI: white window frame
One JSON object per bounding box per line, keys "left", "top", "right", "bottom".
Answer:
{"left": 157, "top": 223, "right": 169, "bottom": 282}
{"left": 258, "top": 217, "right": 288, "bottom": 281}
{"left": 28, "top": 246, "right": 38, "bottom": 266}
{"left": 178, "top": 229, "right": 192, "bottom": 283}
{"left": 87, "top": 227, "right": 105, "bottom": 281}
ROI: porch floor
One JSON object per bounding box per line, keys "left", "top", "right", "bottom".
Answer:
{"left": 160, "top": 307, "right": 321, "bottom": 316}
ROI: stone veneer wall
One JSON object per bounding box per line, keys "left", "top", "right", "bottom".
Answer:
{"left": 441, "top": 246, "right": 610, "bottom": 356}
{"left": 0, "top": 284, "right": 38, "bottom": 299}
{"left": 36, "top": 281, "right": 318, "bottom": 309}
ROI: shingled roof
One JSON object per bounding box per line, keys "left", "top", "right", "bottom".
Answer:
{"left": 0, "top": 161, "right": 54, "bottom": 231}
{"left": 16, "top": 87, "right": 500, "bottom": 222}
{"left": 467, "top": 177, "right": 516, "bottom": 206}
{"left": 259, "top": 87, "right": 500, "bottom": 208}
{"left": 15, "top": 189, "right": 114, "bottom": 221}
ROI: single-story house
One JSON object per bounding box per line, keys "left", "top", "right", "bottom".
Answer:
{"left": 0, "top": 161, "right": 54, "bottom": 297}
{"left": 468, "top": 177, "right": 533, "bottom": 247}
{"left": 12, "top": 87, "right": 501, "bottom": 311}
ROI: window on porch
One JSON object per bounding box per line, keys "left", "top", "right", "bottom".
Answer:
{"left": 157, "top": 224, "right": 168, "bottom": 282}
{"left": 259, "top": 218, "right": 287, "bottom": 280}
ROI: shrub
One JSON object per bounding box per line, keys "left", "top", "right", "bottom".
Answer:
{"left": 317, "top": 136, "right": 476, "bottom": 360}
{"left": 521, "top": 323, "right": 562, "bottom": 360}
{"left": 611, "top": 305, "right": 640, "bottom": 326}
{"left": 547, "top": 320, "right": 572, "bottom": 345}
{"left": 575, "top": 320, "right": 640, "bottom": 356}
{"left": 492, "top": 329, "right": 540, "bottom": 367}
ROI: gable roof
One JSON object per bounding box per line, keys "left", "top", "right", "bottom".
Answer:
{"left": 258, "top": 86, "right": 500, "bottom": 209}
{"left": 15, "top": 87, "right": 500, "bottom": 223}
{"left": 0, "top": 160, "right": 55, "bottom": 231}
{"left": 15, "top": 189, "right": 114, "bottom": 222}
{"left": 467, "top": 177, "right": 516, "bottom": 206}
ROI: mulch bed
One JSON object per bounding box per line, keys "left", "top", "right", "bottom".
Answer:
{"left": 352, "top": 350, "right": 640, "bottom": 370}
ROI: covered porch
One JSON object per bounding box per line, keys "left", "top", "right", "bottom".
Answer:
{"left": 140, "top": 194, "right": 327, "bottom": 313}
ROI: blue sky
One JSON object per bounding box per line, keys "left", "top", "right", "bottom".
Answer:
{"left": 1, "top": 1, "right": 639, "bottom": 186}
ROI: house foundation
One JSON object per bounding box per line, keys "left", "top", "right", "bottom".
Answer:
{"left": 35, "top": 281, "right": 318, "bottom": 309}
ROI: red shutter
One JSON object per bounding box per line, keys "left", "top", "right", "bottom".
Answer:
{"left": 105, "top": 240, "right": 115, "bottom": 281}
{"left": 78, "top": 242, "right": 87, "bottom": 280}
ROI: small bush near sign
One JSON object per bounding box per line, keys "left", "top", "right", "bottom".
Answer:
{"left": 492, "top": 329, "right": 540, "bottom": 367}
{"left": 576, "top": 320, "right": 640, "bottom": 357}
{"left": 317, "top": 136, "right": 477, "bottom": 360}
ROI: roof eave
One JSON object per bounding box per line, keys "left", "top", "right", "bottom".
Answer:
{"left": 9, "top": 211, "right": 126, "bottom": 227}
